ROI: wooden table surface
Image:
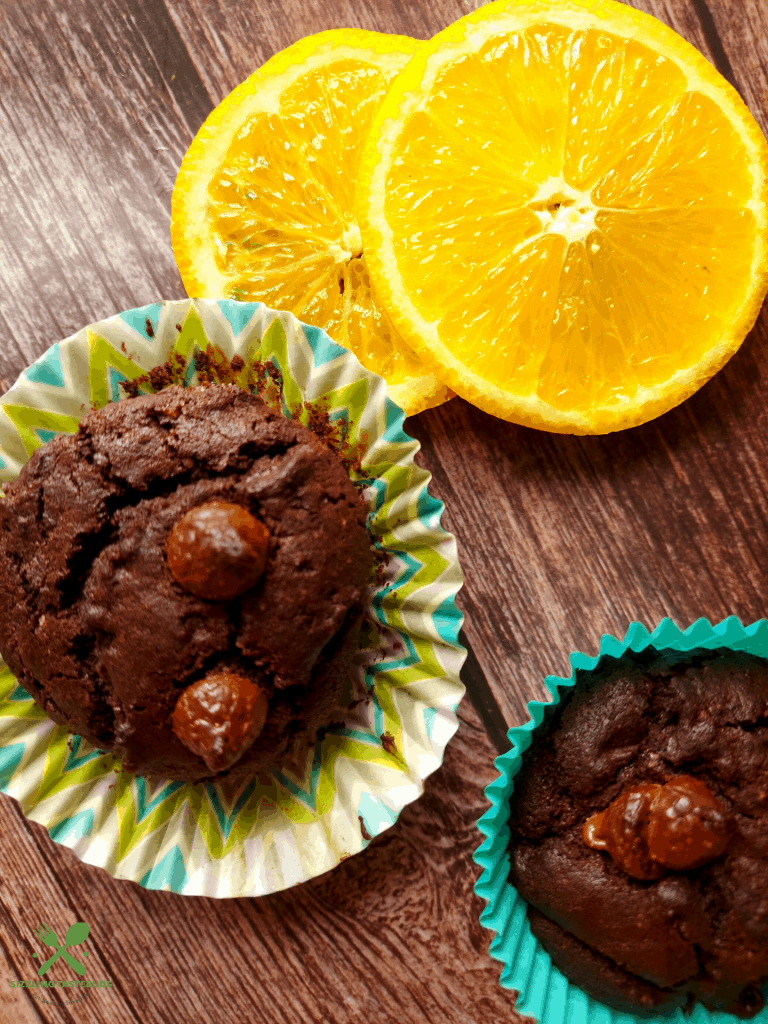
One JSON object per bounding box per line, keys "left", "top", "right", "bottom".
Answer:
{"left": 1, "top": 1, "right": 767, "bottom": 1021}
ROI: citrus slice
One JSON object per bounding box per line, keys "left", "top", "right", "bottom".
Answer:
{"left": 171, "top": 29, "right": 452, "bottom": 417}
{"left": 359, "top": 0, "right": 768, "bottom": 433}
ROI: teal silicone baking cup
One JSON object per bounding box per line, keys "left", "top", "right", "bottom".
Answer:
{"left": 473, "top": 616, "right": 768, "bottom": 1024}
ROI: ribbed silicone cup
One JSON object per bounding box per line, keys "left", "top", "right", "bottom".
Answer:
{"left": 473, "top": 617, "right": 768, "bottom": 1024}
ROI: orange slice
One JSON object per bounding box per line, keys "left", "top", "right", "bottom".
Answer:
{"left": 359, "top": 0, "right": 768, "bottom": 433}
{"left": 171, "top": 29, "right": 452, "bottom": 416}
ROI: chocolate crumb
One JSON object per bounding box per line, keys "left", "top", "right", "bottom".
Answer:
{"left": 371, "top": 547, "right": 393, "bottom": 587}
{"left": 144, "top": 317, "right": 154, "bottom": 338}
{"left": 381, "top": 732, "right": 397, "bottom": 755}
{"left": 359, "top": 816, "right": 373, "bottom": 842}
{"left": 120, "top": 343, "right": 368, "bottom": 497}
{"left": 148, "top": 364, "right": 174, "bottom": 391}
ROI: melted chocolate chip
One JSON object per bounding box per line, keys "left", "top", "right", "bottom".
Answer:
{"left": 646, "top": 776, "right": 729, "bottom": 870}
{"left": 584, "top": 776, "right": 730, "bottom": 880}
{"left": 172, "top": 671, "right": 269, "bottom": 773}
{"left": 166, "top": 500, "right": 269, "bottom": 601}
{"left": 584, "top": 784, "right": 665, "bottom": 880}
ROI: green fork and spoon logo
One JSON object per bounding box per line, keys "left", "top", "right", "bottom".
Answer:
{"left": 32, "top": 922, "right": 90, "bottom": 976}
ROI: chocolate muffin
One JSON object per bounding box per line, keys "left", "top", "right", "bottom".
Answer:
{"left": 0, "top": 384, "right": 374, "bottom": 782}
{"left": 508, "top": 647, "right": 768, "bottom": 1018}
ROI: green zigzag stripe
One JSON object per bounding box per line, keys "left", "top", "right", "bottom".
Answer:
{"left": 115, "top": 733, "right": 410, "bottom": 862}
{"left": 0, "top": 695, "right": 46, "bottom": 723}
{"left": 115, "top": 773, "right": 189, "bottom": 862}
{"left": 258, "top": 318, "right": 303, "bottom": 412}
{"left": 255, "top": 318, "right": 373, "bottom": 448}
{"left": 34, "top": 727, "right": 115, "bottom": 802}
{"left": 171, "top": 304, "right": 210, "bottom": 368}
{"left": 0, "top": 665, "right": 19, "bottom": 703}
{"left": 186, "top": 735, "right": 407, "bottom": 858}
{"left": 1, "top": 405, "right": 81, "bottom": 458}
{"left": 88, "top": 331, "right": 152, "bottom": 409}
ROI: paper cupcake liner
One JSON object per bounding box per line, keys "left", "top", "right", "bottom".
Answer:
{"left": 0, "top": 298, "right": 466, "bottom": 896}
{"left": 473, "top": 616, "right": 768, "bottom": 1024}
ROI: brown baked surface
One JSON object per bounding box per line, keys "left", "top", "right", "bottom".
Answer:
{"left": 0, "top": 384, "right": 374, "bottom": 782}
{"left": 508, "top": 647, "right": 768, "bottom": 1018}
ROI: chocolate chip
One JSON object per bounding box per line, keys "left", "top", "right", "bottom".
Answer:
{"left": 584, "top": 776, "right": 730, "bottom": 879}
{"left": 583, "top": 784, "right": 665, "bottom": 880}
{"left": 171, "top": 671, "right": 269, "bottom": 774}
{"left": 166, "top": 500, "right": 269, "bottom": 601}
{"left": 646, "top": 776, "right": 729, "bottom": 870}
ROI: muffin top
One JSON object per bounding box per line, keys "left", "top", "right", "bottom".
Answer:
{"left": 0, "top": 384, "right": 374, "bottom": 780}
{"left": 508, "top": 647, "right": 768, "bottom": 1019}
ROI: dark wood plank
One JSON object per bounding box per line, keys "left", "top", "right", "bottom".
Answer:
{"left": 410, "top": 303, "right": 768, "bottom": 726}
{"left": 163, "top": 0, "right": 476, "bottom": 104}
{"left": 0, "top": 0, "right": 208, "bottom": 387}
{"left": 0, "top": 700, "right": 519, "bottom": 1024}
{"left": 703, "top": 0, "right": 768, "bottom": 137}
{"left": 0, "top": 8, "right": 515, "bottom": 1021}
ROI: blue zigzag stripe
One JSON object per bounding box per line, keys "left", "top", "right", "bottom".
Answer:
{"left": 139, "top": 845, "right": 188, "bottom": 892}
{"left": 217, "top": 300, "right": 261, "bottom": 339}
{"left": 204, "top": 780, "right": 259, "bottom": 841}
{"left": 133, "top": 776, "right": 185, "bottom": 824}
{"left": 0, "top": 743, "right": 25, "bottom": 788}
{"left": 49, "top": 809, "right": 94, "bottom": 843}
{"left": 118, "top": 302, "right": 162, "bottom": 339}
{"left": 26, "top": 344, "right": 65, "bottom": 388}
{"left": 64, "top": 735, "right": 106, "bottom": 772}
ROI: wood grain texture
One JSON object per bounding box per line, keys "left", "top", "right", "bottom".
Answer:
{"left": 0, "top": 701, "right": 512, "bottom": 1024}
{"left": 704, "top": 0, "right": 768, "bottom": 135}
{"left": 163, "top": 0, "right": 477, "bottom": 104}
{"left": 0, "top": 0, "right": 201, "bottom": 386}
{"left": 0, "top": 0, "right": 767, "bottom": 1021}
{"left": 409, "top": 306, "right": 768, "bottom": 726}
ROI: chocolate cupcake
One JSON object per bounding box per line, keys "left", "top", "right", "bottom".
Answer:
{"left": 474, "top": 620, "right": 768, "bottom": 1024}
{"left": 0, "top": 383, "right": 375, "bottom": 783}
{"left": 509, "top": 645, "right": 768, "bottom": 1018}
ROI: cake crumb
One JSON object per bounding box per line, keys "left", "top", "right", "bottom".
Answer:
{"left": 381, "top": 732, "right": 397, "bottom": 755}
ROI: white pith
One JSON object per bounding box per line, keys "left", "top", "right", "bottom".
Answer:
{"left": 528, "top": 176, "right": 599, "bottom": 245}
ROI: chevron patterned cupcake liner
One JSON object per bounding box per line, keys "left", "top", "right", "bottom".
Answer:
{"left": 473, "top": 617, "right": 768, "bottom": 1024}
{"left": 0, "top": 298, "right": 466, "bottom": 896}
